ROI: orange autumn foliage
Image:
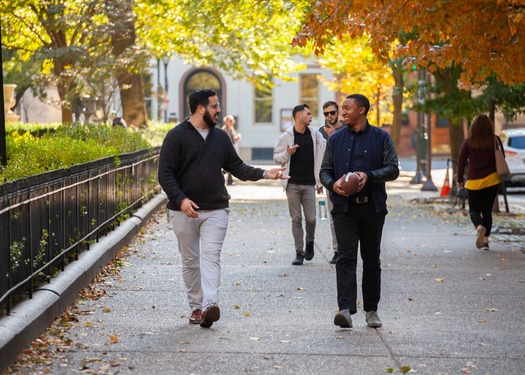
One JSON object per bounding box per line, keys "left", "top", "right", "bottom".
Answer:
{"left": 294, "top": 0, "right": 525, "bottom": 87}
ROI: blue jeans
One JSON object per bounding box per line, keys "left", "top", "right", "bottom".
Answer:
{"left": 333, "top": 202, "right": 385, "bottom": 314}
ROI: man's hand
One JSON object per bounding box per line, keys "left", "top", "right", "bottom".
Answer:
{"left": 286, "top": 144, "right": 299, "bottom": 155}
{"left": 324, "top": 124, "right": 336, "bottom": 136}
{"left": 180, "top": 198, "right": 199, "bottom": 218}
{"left": 265, "top": 167, "right": 290, "bottom": 180}
{"left": 354, "top": 171, "right": 367, "bottom": 192}
{"left": 333, "top": 180, "right": 348, "bottom": 196}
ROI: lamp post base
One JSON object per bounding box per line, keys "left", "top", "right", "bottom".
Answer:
{"left": 422, "top": 177, "right": 438, "bottom": 191}
{"left": 410, "top": 171, "right": 424, "bottom": 184}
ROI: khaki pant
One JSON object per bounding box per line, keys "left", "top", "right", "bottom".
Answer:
{"left": 285, "top": 183, "right": 316, "bottom": 254}
{"left": 169, "top": 209, "right": 229, "bottom": 311}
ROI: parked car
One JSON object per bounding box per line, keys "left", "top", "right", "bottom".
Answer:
{"left": 499, "top": 128, "right": 525, "bottom": 187}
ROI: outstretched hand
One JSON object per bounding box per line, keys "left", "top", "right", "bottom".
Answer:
{"left": 265, "top": 167, "right": 290, "bottom": 180}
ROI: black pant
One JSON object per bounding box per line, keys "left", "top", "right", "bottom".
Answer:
{"left": 466, "top": 184, "right": 499, "bottom": 236}
{"left": 333, "top": 203, "right": 385, "bottom": 314}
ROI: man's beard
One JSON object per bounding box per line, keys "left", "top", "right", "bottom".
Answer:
{"left": 203, "top": 109, "right": 216, "bottom": 128}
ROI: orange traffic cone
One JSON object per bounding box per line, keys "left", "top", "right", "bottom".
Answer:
{"left": 440, "top": 167, "right": 451, "bottom": 197}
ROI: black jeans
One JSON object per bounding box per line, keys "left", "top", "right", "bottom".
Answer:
{"left": 466, "top": 184, "right": 499, "bottom": 236}
{"left": 333, "top": 203, "right": 385, "bottom": 314}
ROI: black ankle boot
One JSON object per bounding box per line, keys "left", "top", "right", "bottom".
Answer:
{"left": 292, "top": 253, "right": 305, "bottom": 265}
{"left": 304, "top": 241, "right": 314, "bottom": 261}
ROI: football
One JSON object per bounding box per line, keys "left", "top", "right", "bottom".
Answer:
{"left": 336, "top": 172, "right": 360, "bottom": 196}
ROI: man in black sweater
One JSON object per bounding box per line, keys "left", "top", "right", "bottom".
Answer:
{"left": 158, "top": 89, "right": 287, "bottom": 328}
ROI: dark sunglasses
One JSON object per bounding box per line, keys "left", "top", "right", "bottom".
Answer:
{"left": 323, "top": 110, "right": 337, "bottom": 117}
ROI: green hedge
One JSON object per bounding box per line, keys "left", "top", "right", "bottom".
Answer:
{"left": 0, "top": 122, "right": 174, "bottom": 183}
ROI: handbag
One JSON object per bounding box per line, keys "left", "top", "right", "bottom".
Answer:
{"left": 494, "top": 136, "right": 510, "bottom": 180}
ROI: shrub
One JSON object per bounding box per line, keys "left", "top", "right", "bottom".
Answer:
{"left": 0, "top": 123, "right": 156, "bottom": 183}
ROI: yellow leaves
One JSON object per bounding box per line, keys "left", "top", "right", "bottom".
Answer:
{"left": 109, "top": 334, "right": 119, "bottom": 343}
{"left": 41, "top": 59, "right": 54, "bottom": 75}
{"left": 435, "top": 278, "right": 445, "bottom": 282}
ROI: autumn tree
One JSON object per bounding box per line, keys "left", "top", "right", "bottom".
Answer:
{"left": 137, "top": 0, "right": 309, "bottom": 88}
{"left": 2, "top": 0, "right": 310, "bottom": 126}
{"left": 295, "top": 0, "right": 525, "bottom": 159}
{"left": 1, "top": 0, "right": 111, "bottom": 123}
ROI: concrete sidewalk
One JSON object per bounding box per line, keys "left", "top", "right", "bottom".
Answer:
{"left": 3, "top": 170, "right": 525, "bottom": 374}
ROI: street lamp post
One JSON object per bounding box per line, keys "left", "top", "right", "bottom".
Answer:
{"left": 162, "top": 57, "right": 170, "bottom": 123}
{"left": 421, "top": 70, "right": 437, "bottom": 192}
{"left": 411, "top": 69, "right": 426, "bottom": 184}
{"left": 156, "top": 59, "right": 161, "bottom": 121}
{"left": 0, "top": 24, "right": 7, "bottom": 167}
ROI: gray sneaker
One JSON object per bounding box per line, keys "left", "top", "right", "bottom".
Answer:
{"left": 365, "top": 311, "right": 382, "bottom": 328}
{"left": 334, "top": 309, "right": 353, "bottom": 328}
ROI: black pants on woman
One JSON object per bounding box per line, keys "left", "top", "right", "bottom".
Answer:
{"left": 466, "top": 184, "right": 499, "bottom": 236}
{"left": 332, "top": 202, "right": 385, "bottom": 314}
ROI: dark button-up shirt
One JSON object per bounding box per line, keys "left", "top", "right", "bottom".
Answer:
{"left": 320, "top": 122, "right": 399, "bottom": 214}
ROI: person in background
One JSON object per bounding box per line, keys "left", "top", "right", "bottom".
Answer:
{"left": 222, "top": 115, "right": 242, "bottom": 185}
{"left": 319, "top": 101, "right": 344, "bottom": 265}
{"left": 457, "top": 114, "right": 503, "bottom": 251}
{"left": 158, "top": 89, "right": 289, "bottom": 328}
{"left": 109, "top": 110, "right": 127, "bottom": 128}
{"left": 274, "top": 104, "right": 326, "bottom": 266}
{"left": 320, "top": 94, "right": 399, "bottom": 329}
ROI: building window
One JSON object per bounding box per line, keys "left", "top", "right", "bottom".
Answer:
{"left": 254, "top": 85, "right": 272, "bottom": 123}
{"left": 300, "top": 74, "right": 319, "bottom": 120}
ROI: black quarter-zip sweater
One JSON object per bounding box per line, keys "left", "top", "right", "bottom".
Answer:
{"left": 158, "top": 119, "right": 265, "bottom": 211}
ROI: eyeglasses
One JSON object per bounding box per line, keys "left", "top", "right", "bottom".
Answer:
{"left": 323, "top": 110, "right": 337, "bottom": 117}
{"left": 207, "top": 102, "right": 220, "bottom": 109}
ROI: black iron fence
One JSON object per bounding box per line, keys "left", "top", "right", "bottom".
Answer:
{"left": 0, "top": 148, "right": 161, "bottom": 314}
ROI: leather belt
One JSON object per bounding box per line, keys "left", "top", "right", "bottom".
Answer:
{"left": 348, "top": 196, "right": 369, "bottom": 204}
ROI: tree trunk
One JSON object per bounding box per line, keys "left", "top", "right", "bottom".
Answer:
{"left": 119, "top": 74, "right": 147, "bottom": 127}
{"left": 106, "top": 0, "right": 148, "bottom": 127}
{"left": 448, "top": 117, "right": 464, "bottom": 176}
{"left": 56, "top": 78, "right": 73, "bottom": 124}
{"left": 488, "top": 100, "right": 496, "bottom": 125}
{"left": 391, "top": 64, "right": 404, "bottom": 153}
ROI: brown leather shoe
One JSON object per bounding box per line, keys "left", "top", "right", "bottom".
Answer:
{"left": 200, "top": 305, "right": 220, "bottom": 328}
{"left": 189, "top": 309, "right": 202, "bottom": 324}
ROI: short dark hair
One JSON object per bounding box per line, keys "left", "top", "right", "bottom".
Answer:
{"left": 189, "top": 89, "right": 217, "bottom": 114}
{"left": 323, "top": 101, "right": 338, "bottom": 110}
{"left": 346, "top": 94, "right": 370, "bottom": 115}
{"left": 292, "top": 104, "right": 310, "bottom": 119}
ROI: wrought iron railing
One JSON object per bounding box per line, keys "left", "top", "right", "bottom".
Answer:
{"left": 0, "top": 148, "right": 161, "bottom": 314}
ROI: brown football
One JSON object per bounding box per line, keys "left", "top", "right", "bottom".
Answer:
{"left": 336, "top": 172, "right": 360, "bottom": 196}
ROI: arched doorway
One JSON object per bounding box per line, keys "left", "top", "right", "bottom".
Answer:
{"left": 182, "top": 69, "right": 223, "bottom": 122}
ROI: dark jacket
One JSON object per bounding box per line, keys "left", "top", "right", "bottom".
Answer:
{"left": 158, "top": 119, "right": 265, "bottom": 211}
{"left": 320, "top": 122, "right": 399, "bottom": 214}
{"left": 457, "top": 136, "right": 504, "bottom": 183}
